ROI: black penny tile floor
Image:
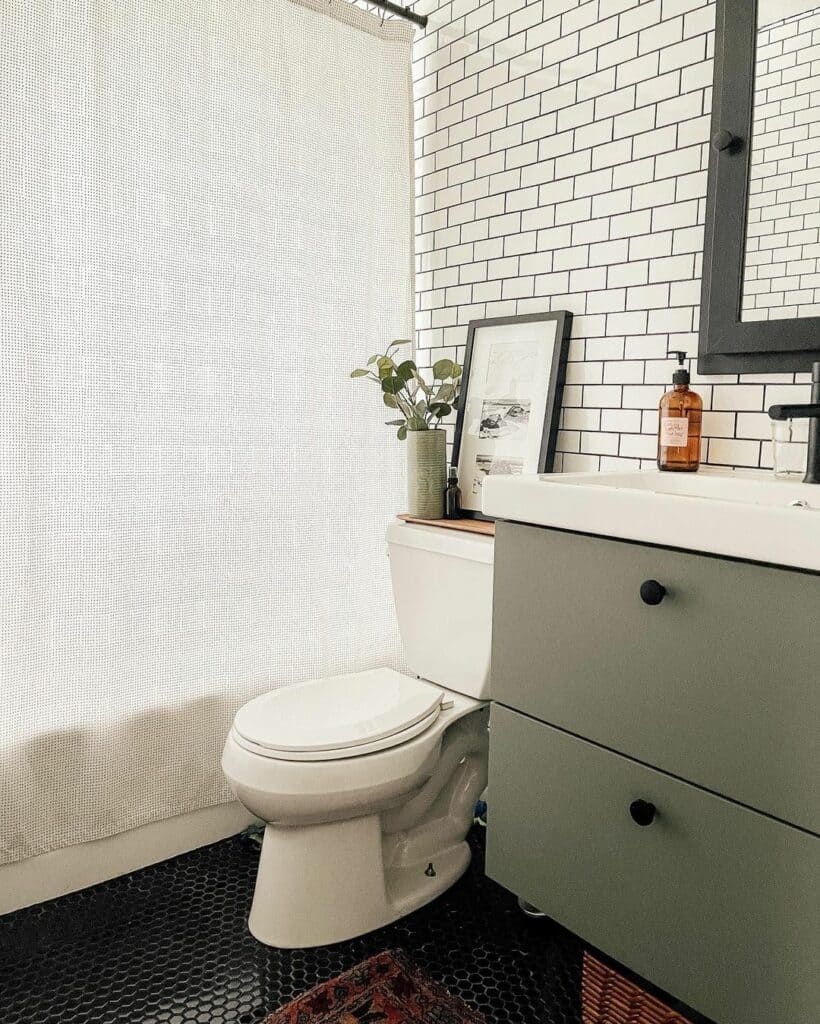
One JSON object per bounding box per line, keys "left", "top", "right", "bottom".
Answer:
{"left": 0, "top": 827, "right": 711, "bottom": 1024}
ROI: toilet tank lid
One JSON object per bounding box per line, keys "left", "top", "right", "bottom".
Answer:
{"left": 232, "top": 668, "right": 443, "bottom": 754}
{"left": 386, "top": 521, "right": 493, "bottom": 564}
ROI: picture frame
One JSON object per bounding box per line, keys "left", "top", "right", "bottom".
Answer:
{"left": 452, "top": 311, "right": 572, "bottom": 520}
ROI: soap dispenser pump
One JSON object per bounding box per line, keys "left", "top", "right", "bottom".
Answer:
{"left": 657, "top": 351, "right": 702, "bottom": 472}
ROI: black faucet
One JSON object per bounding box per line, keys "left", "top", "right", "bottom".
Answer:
{"left": 768, "top": 361, "right": 820, "bottom": 484}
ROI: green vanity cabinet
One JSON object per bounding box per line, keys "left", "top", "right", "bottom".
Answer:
{"left": 486, "top": 522, "right": 820, "bottom": 1024}
{"left": 490, "top": 522, "right": 820, "bottom": 833}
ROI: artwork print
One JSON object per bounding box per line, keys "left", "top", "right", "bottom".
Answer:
{"left": 453, "top": 313, "right": 571, "bottom": 518}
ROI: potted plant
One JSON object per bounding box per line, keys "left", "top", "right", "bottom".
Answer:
{"left": 351, "top": 340, "right": 462, "bottom": 519}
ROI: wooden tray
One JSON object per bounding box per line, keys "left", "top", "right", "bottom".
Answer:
{"left": 397, "top": 514, "right": 495, "bottom": 537}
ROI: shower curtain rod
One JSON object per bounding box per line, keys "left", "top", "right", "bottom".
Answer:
{"left": 365, "top": 0, "right": 428, "bottom": 28}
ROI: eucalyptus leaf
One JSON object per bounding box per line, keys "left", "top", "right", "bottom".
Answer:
{"left": 394, "top": 393, "right": 414, "bottom": 417}
{"left": 350, "top": 369, "right": 369, "bottom": 377}
{"left": 433, "top": 358, "right": 455, "bottom": 380}
{"left": 377, "top": 356, "right": 395, "bottom": 379}
{"left": 397, "top": 359, "right": 417, "bottom": 381}
{"left": 388, "top": 339, "right": 412, "bottom": 349}
{"left": 382, "top": 393, "right": 398, "bottom": 408}
{"left": 397, "top": 424, "right": 408, "bottom": 440}
{"left": 367, "top": 354, "right": 379, "bottom": 365}
{"left": 385, "top": 418, "right": 405, "bottom": 426}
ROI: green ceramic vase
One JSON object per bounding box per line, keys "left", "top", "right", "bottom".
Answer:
{"left": 406, "top": 429, "right": 446, "bottom": 519}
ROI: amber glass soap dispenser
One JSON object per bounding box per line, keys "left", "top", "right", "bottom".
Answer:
{"left": 657, "top": 351, "right": 702, "bottom": 472}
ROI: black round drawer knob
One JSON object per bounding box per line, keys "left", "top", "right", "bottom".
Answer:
{"left": 629, "top": 800, "right": 657, "bottom": 827}
{"left": 711, "top": 129, "right": 737, "bottom": 152}
{"left": 639, "top": 579, "right": 666, "bottom": 605}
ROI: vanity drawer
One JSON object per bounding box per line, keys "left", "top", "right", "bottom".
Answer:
{"left": 486, "top": 705, "right": 820, "bottom": 1024}
{"left": 492, "top": 523, "right": 820, "bottom": 833}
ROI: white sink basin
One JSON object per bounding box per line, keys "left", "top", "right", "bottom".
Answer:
{"left": 482, "top": 468, "right": 820, "bottom": 571}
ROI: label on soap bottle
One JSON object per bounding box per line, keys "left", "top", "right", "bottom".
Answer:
{"left": 660, "top": 416, "right": 689, "bottom": 447}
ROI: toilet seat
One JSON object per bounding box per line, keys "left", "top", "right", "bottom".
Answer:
{"left": 231, "top": 668, "right": 444, "bottom": 762}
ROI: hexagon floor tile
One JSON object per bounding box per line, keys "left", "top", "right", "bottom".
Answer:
{"left": 0, "top": 828, "right": 710, "bottom": 1024}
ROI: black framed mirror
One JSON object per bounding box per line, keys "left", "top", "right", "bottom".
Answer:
{"left": 700, "top": 0, "right": 820, "bottom": 373}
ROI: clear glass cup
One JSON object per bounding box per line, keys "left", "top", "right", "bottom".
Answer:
{"left": 771, "top": 418, "right": 809, "bottom": 478}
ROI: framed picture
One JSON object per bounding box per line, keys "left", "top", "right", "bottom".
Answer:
{"left": 452, "top": 311, "right": 572, "bottom": 519}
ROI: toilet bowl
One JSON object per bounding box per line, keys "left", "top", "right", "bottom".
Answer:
{"left": 222, "top": 520, "right": 493, "bottom": 948}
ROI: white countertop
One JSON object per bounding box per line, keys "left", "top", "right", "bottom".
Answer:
{"left": 482, "top": 467, "right": 820, "bottom": 572}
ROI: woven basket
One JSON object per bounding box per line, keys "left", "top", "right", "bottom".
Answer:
{"left": 581, "top": 953, "right": 694, "bottom": 1024}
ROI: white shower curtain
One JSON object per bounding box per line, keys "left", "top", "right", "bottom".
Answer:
{"left": 0, "top": 0, "right": 415, "bottom": 864}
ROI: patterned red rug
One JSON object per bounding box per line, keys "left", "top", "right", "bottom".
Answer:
{"left": 264, "top": 949, "right": 487, "bottom": 1024}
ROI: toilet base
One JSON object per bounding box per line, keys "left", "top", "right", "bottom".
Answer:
{"left": 248, "top": 816, "right": 471, "bottom": 948}
{"left": 245, "top": 707, "right": 489, "bottom": 948}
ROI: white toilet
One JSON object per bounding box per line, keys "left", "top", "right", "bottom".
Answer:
{"left": 221, "top": 520, "right": 493, "bottom": 948}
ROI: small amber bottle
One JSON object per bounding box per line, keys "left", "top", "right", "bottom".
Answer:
{"left": 657, "top": 351, "right": 702, "bottom": 472}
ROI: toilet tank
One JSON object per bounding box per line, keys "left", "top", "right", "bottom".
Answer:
{"left": 386, "top": 521, "right": 493, "bottom": 699}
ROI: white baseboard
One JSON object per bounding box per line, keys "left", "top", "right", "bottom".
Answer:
{"left": 0, "top": 801, "right": 257, "bottom": 917}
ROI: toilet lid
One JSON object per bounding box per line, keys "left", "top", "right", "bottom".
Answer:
{"left": 232, "top": 668, "right": 443, "bottom": 756}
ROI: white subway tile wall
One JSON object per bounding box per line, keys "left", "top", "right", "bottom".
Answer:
{"left": 742, "top": 8, "right": 820, "bottom": 321}
{"left": 411, "top": 0, "right": 813, "bottom": 472}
